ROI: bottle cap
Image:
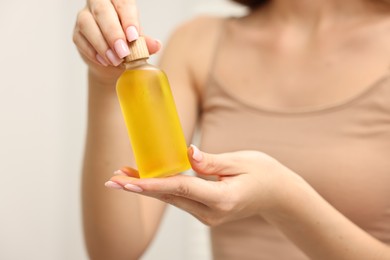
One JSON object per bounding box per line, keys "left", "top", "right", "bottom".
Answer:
{"left": 125, "top": 36, "right": 150, "bottom": 62}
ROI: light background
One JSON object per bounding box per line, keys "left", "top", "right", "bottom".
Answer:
{"left": 0, "top": 1, "right": 246, "bottom": 259}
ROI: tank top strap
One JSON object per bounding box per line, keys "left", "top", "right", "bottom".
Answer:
{"left": 204, "top": 17, "right": 230, "bottom": 91}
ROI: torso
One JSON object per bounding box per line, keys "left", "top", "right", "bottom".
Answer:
{"left": 201, "top": 73, "right": 390, "bottom": 259}
{"left": 185, "top": 8, "right": 390, "bottom": 259}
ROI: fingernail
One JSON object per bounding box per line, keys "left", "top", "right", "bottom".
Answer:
{"left": 105, "top": 181, "right": 123, "bottom": 189}
{"left": 124, "top": 183, "right": 143, "bottom": 192}
{"left": 114, "top": 39, "right": 130, "bottom": 58}
{"left": 106, "top": 49, "right": 123, "bottom": 66}
{"left": 113, "top": 170, "right": 127, "bottom": 176}
{"left": 190, "top": 144, "right": 203, "bottom": 162}
{"left": 126, "top": 26, "right": 139, "bottom": 42}
{"left": 155, "top": 39, "right": 162, "bottom": 51}
{"left": 96, "top": 53, "right": 108, "bottom": 66}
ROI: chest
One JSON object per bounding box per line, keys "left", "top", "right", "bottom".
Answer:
{"left": 199, "top": 79, "right": 390, "bottom": 228}
{"left": 209, "top": 20, "right": 390, "bottom": 112}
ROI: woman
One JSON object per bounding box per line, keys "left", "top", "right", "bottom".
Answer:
{"left": 73, "top": 0, "right": 390, "bottom": 259}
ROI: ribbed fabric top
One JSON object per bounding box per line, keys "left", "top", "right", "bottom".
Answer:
{"left": 198, "top": 18, "right": 390, "bottom": 260}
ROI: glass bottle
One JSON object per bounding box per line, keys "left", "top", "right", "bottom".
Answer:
{"left": 116, "top": 37, "right": 191, "bottom": 178}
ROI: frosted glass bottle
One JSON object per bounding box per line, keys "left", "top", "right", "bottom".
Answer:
{"left": 116, "top": 37, "right": 190, "bottom": 178}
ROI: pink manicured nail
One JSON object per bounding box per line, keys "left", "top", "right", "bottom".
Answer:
{"left": 124, "top": 183, "right": 143, "bottom": 192}
{"left": 106, "top": 49, "right": 123, "bottom": 66}
{"left": 105, "top": 181, "right": 123, "bottom": 189}
{"left": 113, "top": 170, "right": 127, "bottom": 176}
{"left": 114, "top": 39, "right": 130, "bottom": 58}
{"left": 190, "top": 144, "right": 203, "bottom": 162}
{"left": 155, "top": 39, "right": 162, "bottom": 49}
{"left": 96, "top": 53, "right": 108, "bottom": 66}
{"left": 126, "top": 26, "right": 139, "bottom": 42}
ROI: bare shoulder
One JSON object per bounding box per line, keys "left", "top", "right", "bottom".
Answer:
{"left": 171, "top": 15, "right": 225, "bottom": 44}
{"left": 161, "top": 15, "right": 226, "bottom": 91}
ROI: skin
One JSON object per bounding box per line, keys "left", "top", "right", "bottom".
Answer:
{"left": 73, "top": 0, "right": 390, "bottom": 259}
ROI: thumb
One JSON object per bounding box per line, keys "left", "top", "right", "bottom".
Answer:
{"left": 188, "top": 145, "right": 241, "bottom": 176}
{"left": 144, "top": 36, "right": 162, "bottom": 55}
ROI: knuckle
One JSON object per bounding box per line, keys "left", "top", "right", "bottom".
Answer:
{"left": 247, "top": 151, "right": 268, "bottom": 162}
{"left": 116, "top": 0, "right": 137, "bottom": 10}
{"left": 216, "top": 201, "right": 234, "bottom": 214}
{"left": 112, "top": 0, "right": 139, "bottom": 28}
{"left": 90, "top": 1, "right": 107, "bottom": 18}
{"left": 214, "top": 191, "right": 238, "bottom": 214}
{"left": 72, "top": 33, "right": 78, "bottom": 45}
{"left": 112, "top": 0, "right": 127, "bottom": 11}
{"left": 196, "top": 209, "right": 225, "bottom": 227}
{"left": 160, "top": 194, "right": 174, "bottom": 203}
{"left": 76, "top": 9, "right": 89, "bottom": 31}
{"left": 175, "top": 182, "right": 190, "bottom": 197}
{"left": 252, "top": 151, "right": 267, "bottom": 161}
{"left": 205, "top": 156, "right": 219, "bottom": 172}
{"left": 202, "top": 216, "right": 221, "bottom": 227}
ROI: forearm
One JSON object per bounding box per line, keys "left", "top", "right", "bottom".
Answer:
{"left": 82, "top": 70, "right": 155, "bottom": 259}
{"left": 264, "top": 173, "right": 390, "bottom": 260}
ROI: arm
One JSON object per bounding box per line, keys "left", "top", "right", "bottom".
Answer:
{"left": 262, "top": 172, "right": 390, "bottom": 260}
{"left": 82, "top": 72, "right": 164, "bottom": 260}
{"left": 107, "top": 147, "right": 390, "bottom": 259}
{"left": 73, "top": 1, "right": 199, "bottom": 259}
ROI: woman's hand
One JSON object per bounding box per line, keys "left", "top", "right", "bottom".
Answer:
{"left": 105, "top": 147, "right": 390, "bottom": 259}
{"left": 105, "top": 145, "right": 306, "bottom": 226}
{"left": 73, "top": 0, "right": 162, "bottom": 83}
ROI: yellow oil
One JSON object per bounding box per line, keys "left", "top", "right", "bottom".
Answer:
{"left": 116, "top": 61, "right": 191, "bottom": 178}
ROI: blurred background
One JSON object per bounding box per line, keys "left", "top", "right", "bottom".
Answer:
{"left": 0, "top": 0, "right": 246, "bottom": 259}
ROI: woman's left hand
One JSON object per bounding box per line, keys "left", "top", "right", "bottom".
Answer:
{"left": 107, "top": 146, "right": 390, "bottom": 259}
{"left": 105, "top": 145, "right": 305, "bottom": 226}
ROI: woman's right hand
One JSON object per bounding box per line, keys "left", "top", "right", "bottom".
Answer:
{"left": 73, "top": 0, "right": 161, "bottom": 84}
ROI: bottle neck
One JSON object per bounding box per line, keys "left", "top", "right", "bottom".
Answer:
{"left": 123, "top": 58, "right": 149, "bottom": 70}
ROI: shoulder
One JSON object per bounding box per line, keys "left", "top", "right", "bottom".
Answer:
{"left": 162, "top": 15, "right": 225, "bottom": 61}
{"left": 165, "top": 15, "right": 226, "bottom": 91}
{"left": 171, "top": 15, "right": 225, "bottom": 42}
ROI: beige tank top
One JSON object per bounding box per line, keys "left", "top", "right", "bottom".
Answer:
{"left": 199, "top": 20, "right": 390, "bottom": 260}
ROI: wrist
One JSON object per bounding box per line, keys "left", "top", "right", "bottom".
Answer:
{"left": 88, "top": 66, "right": 123, "bottom": 88}
{"left": 259, "top": 162, "right": 312, "bottom": 221}
{"left": 87, "top": 69, "right": 121, "bottom": 104}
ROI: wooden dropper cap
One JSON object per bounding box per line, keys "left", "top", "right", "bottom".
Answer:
{"left": 124, "top": 36, "right": 150, "bottom": 62}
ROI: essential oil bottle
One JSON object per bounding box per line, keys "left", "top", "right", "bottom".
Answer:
{"left": 116, "top": 37, "right": 190, "bottom": 178}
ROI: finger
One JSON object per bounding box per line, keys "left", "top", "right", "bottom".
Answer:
{"left": 147, "top": 193, "right": 210, "bottom": 221}
{"left": 111, "top": 0, "right": 140, "bottom": 42}
{"left": 88, "top": 0, "right": 130, "bottom": 60}
{"left": 113, "top": 167, "right": 140, "bottom": 178}
{"left": 111, "top": 179, "right": 212, "bottom": 225}
{"left": 73, "top": 30, "right": 107, "bottom": 66}
{"left": 106, "top": 176, "right": 215, "bottom": 225}
{"left": 110, "top": 175, "right": 223, "bottom": 206}
{"left": 188, "top": 145, "right": 244, "bottom": 176}
{"left": 111, "top": 0, "right": 161, "bottom": 54}
{"left": 76, "top": 8, "right": 112, "bottom": 65}
{"left": 144, "top": 36, "right": 162, "bottom": 55}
